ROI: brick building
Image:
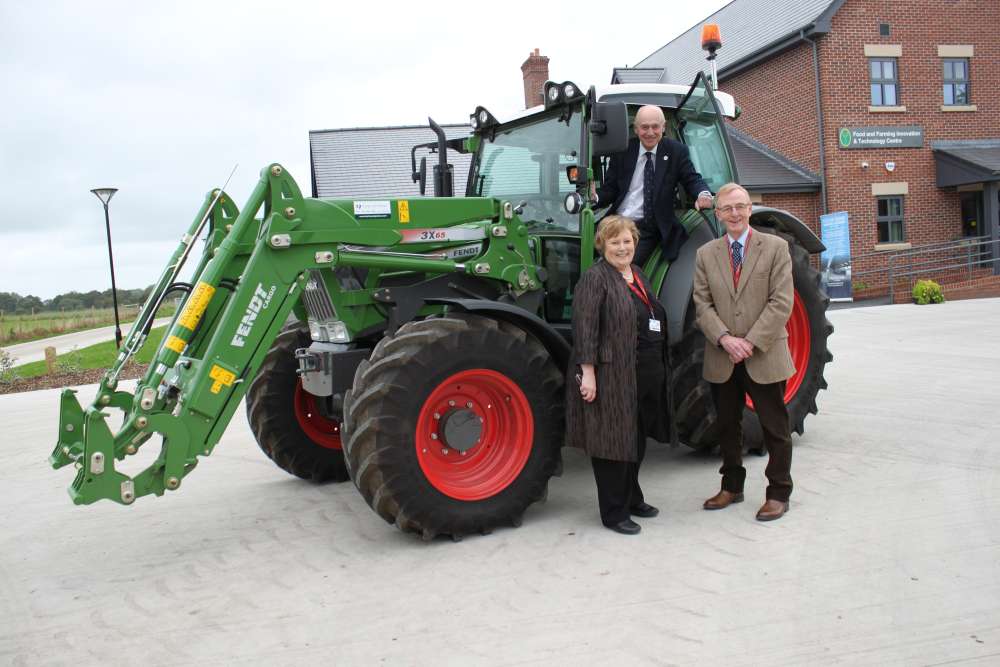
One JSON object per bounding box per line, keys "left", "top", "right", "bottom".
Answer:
{"left": 627, "top": 0, "right": 1000, "bottom": 295}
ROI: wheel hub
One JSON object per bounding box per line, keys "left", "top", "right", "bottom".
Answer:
{"left": 415, "top": 368, "right": 533, "bottom": 501}
{"left": 438, "top": 408, "right": 482, "bottom": 453}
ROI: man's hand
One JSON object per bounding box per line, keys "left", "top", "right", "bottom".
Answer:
{"left": 720, "top": 334, "right": 754, "bottom": 363}
{"left": 695, "top": 193, "right": 714, "bottom": 211}
{"left": 589, "top": 182, "right": 598, "bottom": 205}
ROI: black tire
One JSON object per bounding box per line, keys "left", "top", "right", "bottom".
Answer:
{"left": 669, "top": 229, "right": 833, "bottom": 452}
{"left": 245, "top": 324, "right": 350, "bottom": 482}
{"left": 741, "top": 229, "right": 833, "bottom": 448}
{"left": 668, "top": 309, "right": 718, "bottom": 451}
{"left": 342, "top": 313, "right": 563, "bottom": 540}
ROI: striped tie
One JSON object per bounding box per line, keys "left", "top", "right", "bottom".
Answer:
{"left": 642, "top": 152, "right": 654, "bottom": 222}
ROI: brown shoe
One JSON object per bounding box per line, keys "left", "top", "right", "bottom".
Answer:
{"left": 703, "top": 490, "right": 744, "bottom": 510}
{"left": 755, "top": 499, "right": 789, "bottom": 521}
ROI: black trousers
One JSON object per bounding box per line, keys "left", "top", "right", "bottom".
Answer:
{"left": 633, "top": 217, "right": 658, "bottom": 268}
{"left": 590, "top": 348, "right": 664, "bottom": 525}
{"left": 710, "top": 362, "right": 793, "bottom": 502}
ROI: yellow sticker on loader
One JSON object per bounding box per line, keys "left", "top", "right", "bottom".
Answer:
{"left": 398, "top": 200, "right": 410, "bottom": 223}
{"left": 164, "top": 335, "right": 187, "bottom": 353}
{"left": 208, "top": 364, "right": 237, "bottom": 395}
{"left": 178, "top": 282, "right": 216, "bottom": 330}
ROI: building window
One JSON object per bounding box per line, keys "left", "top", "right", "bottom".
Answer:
{"left": 878, "top": 22, "right": 890, "bottom": 36}
{"left": 943, "top": 58, "right": 970, "bottom": 105}
{"left": 870, "top": 58, "right": 898, "bottom": 106}
{"left": 877, "top": 196, "right": 904, "bottom": 243}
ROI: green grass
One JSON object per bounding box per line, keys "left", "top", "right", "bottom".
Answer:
{"left": 0, "top": 305, "right": 177, "bottom": 345}
{"left": 11, "top": 326, "right": 167, "bottom": 379}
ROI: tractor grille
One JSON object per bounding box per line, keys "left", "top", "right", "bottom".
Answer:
{"left": 302, "top": 270, "right": 337, "bottom": 321}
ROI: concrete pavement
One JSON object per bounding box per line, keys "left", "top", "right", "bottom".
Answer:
{"left": 4, "top": 318, "right": 171, "bottom": 366}
{"left": 1, "top": 299, "right": 998, "bottom": 665}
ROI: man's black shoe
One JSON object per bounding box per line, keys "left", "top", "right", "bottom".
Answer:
{"left": 606, "top": 519, "right": 641, "bottom": 535}
{"left": 630, "top": 502, "right": 660, "bottom": 518}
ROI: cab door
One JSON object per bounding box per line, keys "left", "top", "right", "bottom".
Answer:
{"left": 677, "top": 72, "right": 739, "bottom": 193}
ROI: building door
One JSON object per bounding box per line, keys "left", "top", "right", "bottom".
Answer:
{"left": 961, "top": 191, "right": 982, "bottom": 237}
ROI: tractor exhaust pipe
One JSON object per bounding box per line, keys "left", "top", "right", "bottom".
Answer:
{"left": 428, "top": 117, "right": 453, "bottom": 197}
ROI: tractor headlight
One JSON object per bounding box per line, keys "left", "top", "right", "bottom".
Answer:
{"left": 546, "top": 85, "right": 561, "bottom": 104}
{"left": 469, "top": 106, "right": 498, "bottom": 132}
{"left": 562, "top": 83, "right": 577, "bottom": 99}
{"left": 308, "top": 318, "right": 351, "bottom": 343}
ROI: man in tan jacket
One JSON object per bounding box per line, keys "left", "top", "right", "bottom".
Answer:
{"left": 693, "top": 183, "right": 795, "bottom": 521}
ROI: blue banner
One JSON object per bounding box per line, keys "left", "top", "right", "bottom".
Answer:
{"left": 820, "top": 211, "right": 852, "bottom": 301}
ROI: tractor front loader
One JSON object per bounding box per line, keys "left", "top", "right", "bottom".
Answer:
{"left": 50, "top": 160, "right": 568, "bottom": 540}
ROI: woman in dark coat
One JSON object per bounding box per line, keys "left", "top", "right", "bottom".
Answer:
{"left": 565, "top": 215, "right": 670, "bottom": 535}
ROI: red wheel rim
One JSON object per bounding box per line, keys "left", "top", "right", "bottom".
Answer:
{"left": 415, "top": 369, "right": 533, "bottom": 501}
{"left": 294, "top": 380, "right": 342, "bottom": 450}
{"left": 746, "top": 290, "right": 811, "bottom": 409}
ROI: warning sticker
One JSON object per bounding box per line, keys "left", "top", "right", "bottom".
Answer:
{"left": 164, "top": 335, "right": 187, "bottom": 353}
{"left": 398, "top": 200, "right": 410, "bottom": 223}
{"left": 208, "top": 364, "right": 237, "bottom": 395}
{"left": 178, "top": 282, "right": 216, "bottom": 330}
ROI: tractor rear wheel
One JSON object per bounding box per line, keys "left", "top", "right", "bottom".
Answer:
{"left": 246, "top": 324, "right": 350, "bottom": 482}
{"left": 670, "top": 229, "right": 832, "bottom": 452}
{"left": 742, "top": 229, "right": 833, "bottom": 448}
{"left": 342, "top": 313, "right": 563, "bottom": 540}
{"left": 668, "top": 311, "right": 718, "bottom": 450}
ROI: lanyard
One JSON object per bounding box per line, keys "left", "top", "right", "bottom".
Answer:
{"left": 626, "top": 276, "right": 654, "bottom": 316}
{"left": 726, "top": 229, "right": 753, "bottom": 289}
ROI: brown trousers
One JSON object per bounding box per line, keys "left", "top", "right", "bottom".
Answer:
{"left": 710, "top": 362, "right": 793, "bottom": 502}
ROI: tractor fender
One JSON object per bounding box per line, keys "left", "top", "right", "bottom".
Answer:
{"left": 660, "top": 217, "right": 718, "bottom": 345}
{"left": 428, "top": 298, "right": 572, "bottom": 371}
{"left": 749, "top": 207, "right": 826, "bottom": 254}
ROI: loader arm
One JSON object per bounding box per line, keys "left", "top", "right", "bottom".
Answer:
{"left": 50, "top": 163, "right": 539, "bottom": 506}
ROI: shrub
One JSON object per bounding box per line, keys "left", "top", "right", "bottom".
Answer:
{"left": 912, "top": 279, "right": 945, "bottom": 305}
{"left": 57, "top": 347, "right": 85, "bottom": 374}
{"left": 0, "top": 348, "right": 15, "bottom": 383}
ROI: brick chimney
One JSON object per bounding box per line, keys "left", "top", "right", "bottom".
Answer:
{"left": 520, "top": 48, "right": 549, "bottom": 108}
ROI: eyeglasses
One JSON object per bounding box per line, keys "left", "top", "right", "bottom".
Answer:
{"left": 715, "top": 203, "right": 750, "bottom": 215}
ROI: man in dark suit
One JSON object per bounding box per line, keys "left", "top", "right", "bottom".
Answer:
{"left": 594, "top": 105, "right": 713, "bottom": 266}
{"left": 692, "top": 182, "right": 796, "bottom": 521}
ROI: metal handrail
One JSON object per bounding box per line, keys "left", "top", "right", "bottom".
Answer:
{"left": 886, "top": 236, "right": 999, "bottom": 302}
{"left": 849, "top": 234, "right": 990, "bottom": 265}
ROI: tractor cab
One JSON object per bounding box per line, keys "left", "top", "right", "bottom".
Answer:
{"left": 412, "top": 72, "right": 739, "bottom": 330}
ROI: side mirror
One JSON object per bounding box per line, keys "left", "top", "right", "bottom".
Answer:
{"left": 418, "top": 157, "right": 427, "bottom": 195}
{"left": 590, "top": 101, "right": 628, "bottom": 157}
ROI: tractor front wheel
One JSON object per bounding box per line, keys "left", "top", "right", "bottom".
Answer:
{"left": 342, "top": 314, "right": 563, "bottom": 540}
{"left": 246, "top": 324, "right": 350, "bottom": 482}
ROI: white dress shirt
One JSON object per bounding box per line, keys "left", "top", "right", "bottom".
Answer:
{"left": 618, "top": 147, "right": 656, "bottom": 220}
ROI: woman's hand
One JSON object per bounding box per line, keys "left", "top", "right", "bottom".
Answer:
{"left": 579, "top": 364, "right": 597, "bottom": 403}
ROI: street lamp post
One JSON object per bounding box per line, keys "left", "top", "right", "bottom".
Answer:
{"left": 91, "top": 187, "right": 122, "bottom": 348}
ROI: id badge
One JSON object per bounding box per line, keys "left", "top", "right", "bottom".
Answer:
{"left": 649, "top": 318, "right": 661, "bottom": 332}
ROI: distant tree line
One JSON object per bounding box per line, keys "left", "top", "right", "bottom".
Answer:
{"left": 0, "top": 287, "right": 154, "bottom": 315}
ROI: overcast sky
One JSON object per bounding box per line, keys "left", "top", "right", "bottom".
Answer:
{"left": 1, "top": 0, "right": 729, "bottom": 299}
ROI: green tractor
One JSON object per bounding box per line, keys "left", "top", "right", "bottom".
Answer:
{"left": 50, "top": 73, "right": 831, "bottom": 540}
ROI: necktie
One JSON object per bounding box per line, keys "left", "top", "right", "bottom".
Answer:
{"left": 642, "top": 151, "right": 654, "bottom": 222}
{"left": 731, "top": 240, "right": 743, "bottom": 271}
